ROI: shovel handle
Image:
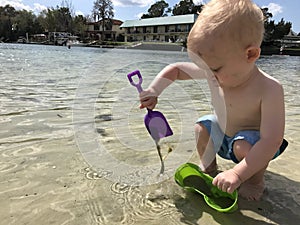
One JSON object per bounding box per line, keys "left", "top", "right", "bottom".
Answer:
{"left": 127, "top": 70, "right": 143, "bottom": 93}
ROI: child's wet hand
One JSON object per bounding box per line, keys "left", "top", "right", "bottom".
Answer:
{"left": 139, "top": 89, "right": 158, "bottom": 109}
{"left": 212, "top": 169, "right": 242, "bottom": 193}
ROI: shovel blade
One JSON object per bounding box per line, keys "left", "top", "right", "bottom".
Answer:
{"left": 144, "top": 110, "right": 173, "bottom": 141}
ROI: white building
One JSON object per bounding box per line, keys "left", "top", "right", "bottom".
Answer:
{"left": 120, "top": 14, "right": 198, "bottom": 43}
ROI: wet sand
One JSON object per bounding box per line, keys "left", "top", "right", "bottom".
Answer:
{"left": 0, "top": 105, "right": 299, "bottom": 225}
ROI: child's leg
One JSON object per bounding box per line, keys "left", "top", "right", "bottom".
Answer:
{"left": 195, "top": 123, "right": 217, "bottom": 174}
{"left": 233, "top": 140, "right": 266, "bottom": 200}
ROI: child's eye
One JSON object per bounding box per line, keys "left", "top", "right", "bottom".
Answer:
{"left": 211, "top": 67, "right": 221, "bottom": 72}
{"left": 211, "top": 68, "right": 219, "bottom": 72}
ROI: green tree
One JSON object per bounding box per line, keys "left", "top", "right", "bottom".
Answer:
{"left": 262, "top": 8, "right": 292, "bottom": 41}
{"left": 92, "top": 0, "right": 114, "bottom": 41}
{"left": 37, "top": 8, "right": 55, "bottom": 32}
{"left": 172, "top": 0, "right": 203, "bottom": 16}
{"left": 261, "top": 7, "right": 274, "bottom": 42}
{"left": 141, "top": 0, "right": 170, "bottom": 18}
{"left": 60, "top": 0, "right": 75, "bottom": 17}
{"left": 0, "top": 3, "right": 91, "bottom": 42}
{"left": 0, "top": 5, "right": 17, "bottom": 41}
{"left": 273, "top": 18, "right": 292, "bottom": 40}
{"left": 73, "top": 15, "right": 87, "bottom": 39}
{"left": 14, "top": 10, "right": 43, "bottom": 38}
{"left": 261, "top": 7, "right": 273, "bottom": 21}
{"left": 56, "top": 6, "right": 73, "bottom": 32}
{"left": 37, "top": 6, "right": 73, "bottom": 32}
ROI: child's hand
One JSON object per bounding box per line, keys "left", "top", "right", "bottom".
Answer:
{"left": 139, "top": 88, "right": 158, "bottom": 109}
{"left": 212, "top": 169, "right": 242, "bottom": 193}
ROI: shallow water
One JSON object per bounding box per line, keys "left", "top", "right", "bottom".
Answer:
{"left": 0, "top": 43, "right": 299, "bottom": 224}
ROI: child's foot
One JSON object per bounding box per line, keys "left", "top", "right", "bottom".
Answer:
{"left": 239, "top": 179, "right": 265, "bottom": 201}
{"left": 201, "top": 164, "right": 218, "bottom": 177}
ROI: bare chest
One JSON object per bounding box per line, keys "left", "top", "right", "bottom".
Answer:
{"left": 222, "top": 86, "right": 262, "bottom": 135}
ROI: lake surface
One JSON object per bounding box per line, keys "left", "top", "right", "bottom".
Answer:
{"left": 0, "top": 43, "right": 299, "bottom": 225}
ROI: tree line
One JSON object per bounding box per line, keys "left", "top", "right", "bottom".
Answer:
{"left": 0, "top": 0, "right": 295, "bottom": 43}
{"left": 0, "top": 4, "right": 87, "bottom": 42}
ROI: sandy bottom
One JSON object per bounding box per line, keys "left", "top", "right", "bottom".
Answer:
{"left": 0, "top": 108, "right": 299, "bottom": 225}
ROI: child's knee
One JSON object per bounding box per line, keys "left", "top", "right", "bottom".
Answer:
{"left": 195, "top": 123, "right": 209, "bottom": 135}
{"left": 233, "top": 140, "right": 252, "bottom": 161}
{"left": 195, "top": 123, "right": 211, "bottom": 149}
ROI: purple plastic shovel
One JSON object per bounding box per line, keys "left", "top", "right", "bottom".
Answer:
{"left": 127, "top": 70, "right": 173, "bottom": 142}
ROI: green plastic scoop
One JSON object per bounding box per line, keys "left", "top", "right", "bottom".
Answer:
{"left": 174, "top": 163, "right": 238, "bottom": 213}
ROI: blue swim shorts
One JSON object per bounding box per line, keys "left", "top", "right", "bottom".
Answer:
{"left": 196, "top": 114, "right": 288, "bottom": 163}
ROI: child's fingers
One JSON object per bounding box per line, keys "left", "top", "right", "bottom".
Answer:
{"left": 227, "top": 186, "right": 235, "bottom": 194}
{"left": 140, "top": 99, "right": 156, "bottom": 110}
{"left": 139, "top": 95, "right": 157, "bottom": 110}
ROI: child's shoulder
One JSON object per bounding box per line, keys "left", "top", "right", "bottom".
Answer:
{"left": 257, "top": 68, "right": 284, "bottom": 96}
{"left": 257, "top": 68, "right": 282, "bottom": 87}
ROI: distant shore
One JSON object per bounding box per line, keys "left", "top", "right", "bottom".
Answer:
{"left": 261, "top": 45, "right": 300, "bottom": 56}
{"left": 75, "top": 42, "right": 300, "bottom": 56}
{"left": 116, "top": 42, "right": 186, "bottom": 52}
{"left": 6, "top": 41, "right": 300, "bottom": 56}
{"left": 62, "top": 41, "right": 300, "bottom": 56}
{"left": 118, "top": 42, "right": 300, "bottom": 56}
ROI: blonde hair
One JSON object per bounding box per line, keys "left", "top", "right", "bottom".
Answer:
{"left": 188, "top": 0, "right": 264, "bottom": 49}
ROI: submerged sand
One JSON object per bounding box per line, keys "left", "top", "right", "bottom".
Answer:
{"left": 0, "top": 45, "right": 299, "bottom": 224}
{"left": 0, "top": 103, "right": 299, "bottom": 225}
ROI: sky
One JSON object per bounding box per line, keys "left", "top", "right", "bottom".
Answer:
{"left": 1, "top": 0, "right": 299, "bottom": 33}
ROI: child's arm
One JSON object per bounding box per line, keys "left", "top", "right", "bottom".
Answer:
{"left": 212, "top": 80, "right": 285, "bottom": 193}
{"left": 139, "top": 62, "right": 207, "bottom": 109}
{"left": 233, "top": 81, "right": 285, "bottom": 180}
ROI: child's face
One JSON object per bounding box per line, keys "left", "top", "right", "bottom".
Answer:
{"left": 189, "top": 36, "right": 253, "bottom": 88}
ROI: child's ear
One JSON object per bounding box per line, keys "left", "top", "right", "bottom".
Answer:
{"left": 245, "top": 46, "right": 261, "bottom": 63}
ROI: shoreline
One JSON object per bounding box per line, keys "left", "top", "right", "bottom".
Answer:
{"left": 7, "top": 41, "right": 300, "bottom": 56}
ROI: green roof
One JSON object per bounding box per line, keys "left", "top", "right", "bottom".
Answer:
{"left": 120, "top": 14, "right": 198, "bottom": 28}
